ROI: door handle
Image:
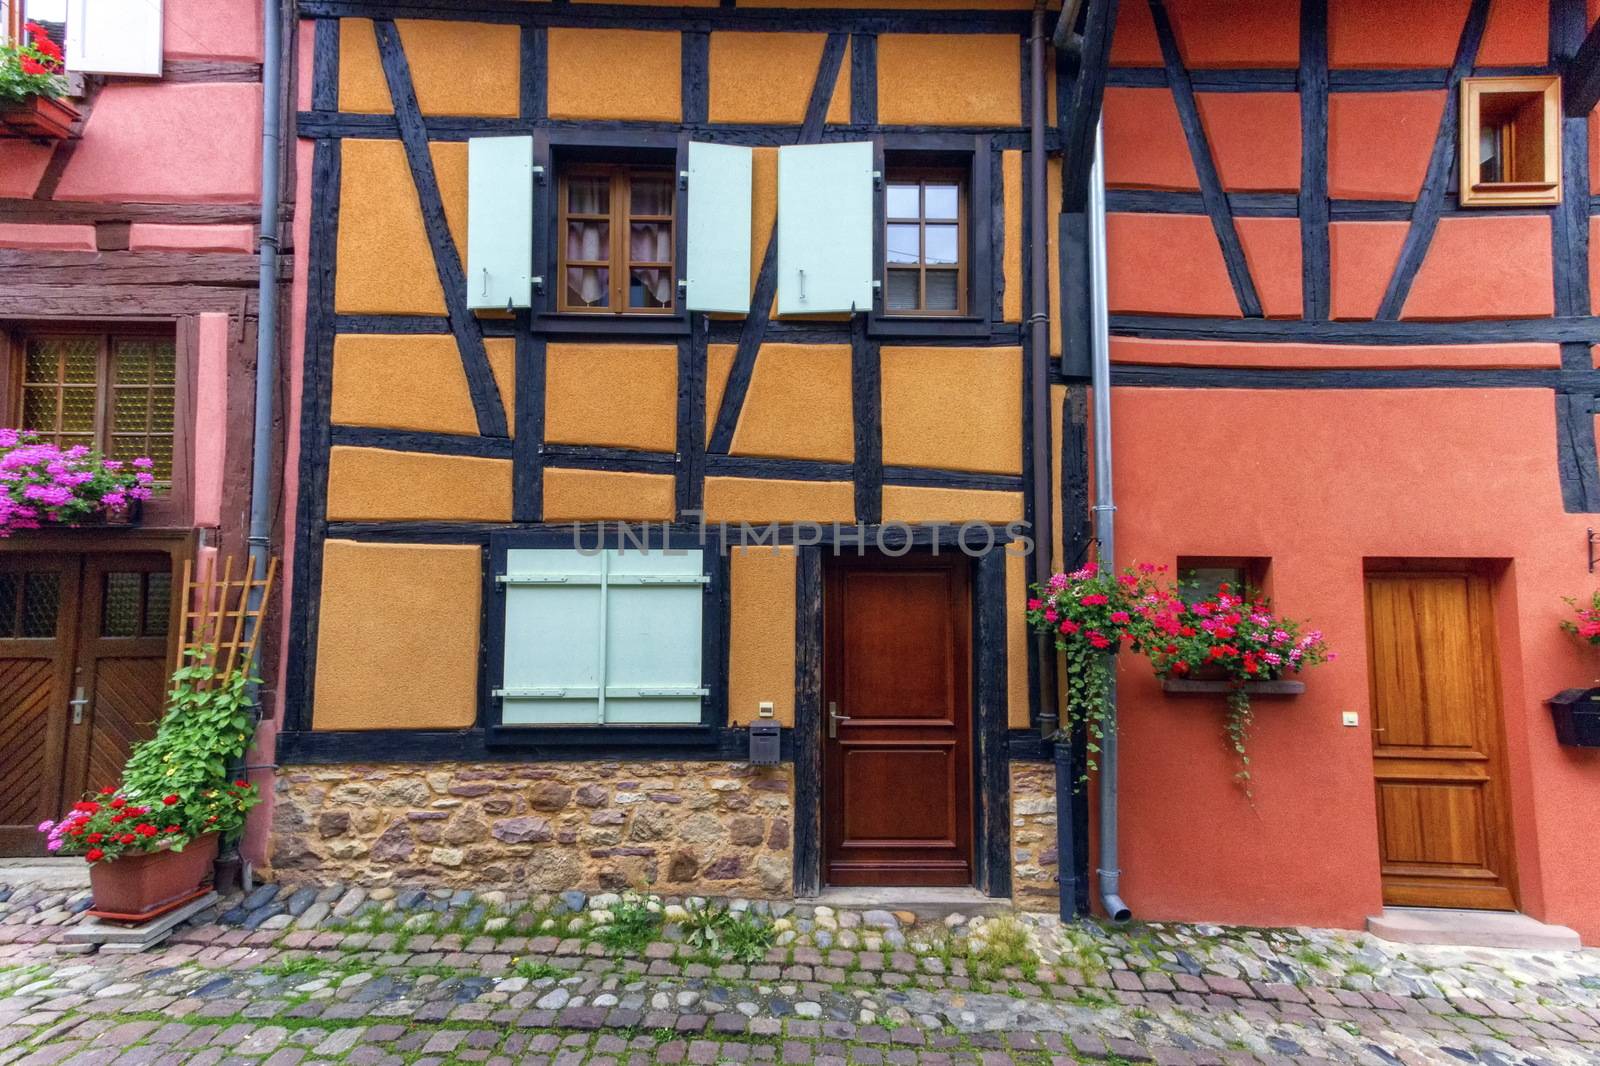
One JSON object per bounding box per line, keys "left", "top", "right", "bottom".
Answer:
{"left": 68, "top": 687, "right": 88, "bottom": 726}
{"left": 827, "top": 701, "right": 852, "bottom": 739}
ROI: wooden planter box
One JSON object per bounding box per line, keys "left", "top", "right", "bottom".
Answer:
{"left": 88, "top": 833, "right": 218, "bottom": 921}
{"left": 1160, "top": 678, "right": 1306, "bottom": 697}
{"left": 1547, "top": 688, "right": 1600, "bottom": 748}
{"left": 0, "top": 95, "right": 80, "bottom": 141}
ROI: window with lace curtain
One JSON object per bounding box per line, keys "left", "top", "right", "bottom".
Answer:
{"left": 558, "top": 165, "right": 677, "bottom": 314}
{"left": 6, "top": 330, "right": 177, "bottom": 482}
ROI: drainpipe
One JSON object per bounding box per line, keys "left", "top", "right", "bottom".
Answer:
{"left": 1087, "top": 120, "right": 1130, "bottom": 924}
{"left": 1028, "top": 0, "right": 1060, "bottom": 744}
{"left": 221, "top": 0, "right": 281, "bottom": 887}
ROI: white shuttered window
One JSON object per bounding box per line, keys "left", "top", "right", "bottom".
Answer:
{"left": 498, "top": 548, "right": 707, "bottom": 725}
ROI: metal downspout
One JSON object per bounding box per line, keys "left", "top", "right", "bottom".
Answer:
{"left": 1087, "top": 120, "right": 1130, "bottom": 924}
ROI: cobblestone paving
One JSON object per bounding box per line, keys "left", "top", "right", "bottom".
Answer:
{"left": 0, "top": 882, "right": 1595, "bottom": 1065}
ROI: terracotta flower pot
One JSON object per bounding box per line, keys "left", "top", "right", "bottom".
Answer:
{"left": 88, "top": 833, "right": 218, "bottom": 919}
{"left": 0, "top": 95, "right": 79, "bottom": 141}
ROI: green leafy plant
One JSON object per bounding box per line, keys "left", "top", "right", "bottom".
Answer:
{"left": 510, "top": 957, "right": 560, "bottom": 981}
{"left": 720, "top": 912, "right": 776, "bottom": 964}
{"left": 682, "top": 902, "right": 729, "bottom": 956}
{"left": 594, "top": 894, "right": 663, "bottom": 954}
{"left": 0, "top": 23, "right": 66, "bottom": 108}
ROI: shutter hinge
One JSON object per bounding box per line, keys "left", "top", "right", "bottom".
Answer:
{"left": 532, "top": 164, "right": 547, "bottom": 185}
{"left": 872, "top": 169, "right": 883, "bottom": 189}
{"left": 679, "top": 169, "right": 689, "bottom": 190}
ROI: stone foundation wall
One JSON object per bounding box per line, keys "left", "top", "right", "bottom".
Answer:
{"left": 1010, "top": 761, "right": 1058, "bottom": 911}
{"left": 270, "top": 761, "right": 793, "bottom": 896}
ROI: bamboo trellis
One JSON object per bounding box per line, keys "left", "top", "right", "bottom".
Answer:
{"left": 173, "top": 554, "right": 279, "bottom": 688}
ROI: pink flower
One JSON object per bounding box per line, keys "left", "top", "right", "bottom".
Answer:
{"left": 1109, "top": 611, "right": 1130, "bottom": 624}
{"left": 1080, "top": 594, "right": 1109, "bottom": 607}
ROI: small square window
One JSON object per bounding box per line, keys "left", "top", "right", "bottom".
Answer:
{"left": 883, "top": 170, "right": 967, "bottom": 316}
{"left": 1459, "top": 76, "right": 1561, "bottom": 207}
{"left": 1176, "top": 557, "right": 1269, "bottom": 605}
{"left": 557, "top": 165, "right": 677, "bottom": 315}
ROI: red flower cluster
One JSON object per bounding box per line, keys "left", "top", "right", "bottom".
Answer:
{"left": 36, "top": 791, "right": 196, "bottom": 864}
{"left": 1562, "top": 590, "right": 1600, "bottom": 645}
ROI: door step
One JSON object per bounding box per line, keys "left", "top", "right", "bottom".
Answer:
{"left": 1367, "top": 907, "right": 1582, "bottom": 951}
{"left": 804, "top": 887, "right": 1010, "bottom": 921}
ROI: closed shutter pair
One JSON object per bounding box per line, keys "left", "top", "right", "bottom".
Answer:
{"left": 467, "top": 138, "right": 877, "bottom": 316}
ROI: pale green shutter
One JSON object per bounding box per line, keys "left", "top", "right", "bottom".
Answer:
{"left": 685, "top": 142, "right": 754, "bottom": 313}
{"left": 467, "top": 136, "right": 535, "bottom": 310}
{"left": 499, "top": 548, "right": 706, "bottom": 725}
{"left": 776, "top": 141, "right": 875, "bottom": 315}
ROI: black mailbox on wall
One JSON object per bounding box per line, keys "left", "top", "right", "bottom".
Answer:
{"left": 1547, "top": 688, "right": 1600, "bottom": 748}
{"left": 748, "top": 722, "right": 781, "bottom": 765}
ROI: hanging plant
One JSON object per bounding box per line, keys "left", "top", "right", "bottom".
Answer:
{"left": 1560, "top": 590, "right": 1600, "bottom": 645}
{"left": 1141, "top": 581, "right": 1331, "bottom": 794}
{"left": 0, "top": 22, "right": 67, "bottom": 108}
{"left": 1026, "top": 560, "right": 1168, "bottom": 776}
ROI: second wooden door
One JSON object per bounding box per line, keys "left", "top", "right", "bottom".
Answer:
{"left": 1366, "top": 570, "right": 1517, "bottom": 910}
{"left": 822, "top": 552, "right": 972, "bottom": 887}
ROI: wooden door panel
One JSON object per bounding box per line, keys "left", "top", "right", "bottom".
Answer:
{"left": 0, "top": 557, "right": 78, "bottom": 855}
{"left": 1366, "top": 571, "right": 1515, "bottom": 910}
{"left": 84, "top": 658, "right": 165, "bottom": 793}
{"left": 823, "top": 553, "right": 972, "bottom": 887}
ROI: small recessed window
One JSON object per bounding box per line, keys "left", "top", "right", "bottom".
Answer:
{"left": 1177, "top": 557, "right": 1269, "bottom": 604}
{"left": 1460, "top": 76, "right": 1561, "bottom": 207}
{"left": 557, "top": 165, "right": 676, "bottom": 314}
{"left": 884, "top": 171, "right": 967, "bottom": 316}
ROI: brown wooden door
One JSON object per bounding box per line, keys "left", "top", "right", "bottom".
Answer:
{"left": 0, "top": 553, "right": 171, "bottom": 856}
{"left": 0, "top": 555, "right": 79, "bottom": 854}
{"left": 1366, "top": 570, "right": 1517, "bottom": 910}
{"left": 823, "top": 552, "right": 972, "bottom": 887}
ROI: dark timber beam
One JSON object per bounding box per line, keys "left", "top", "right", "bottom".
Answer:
{"left": 1564, "top": 17, "right": 1600, "bottom": 115}
{"left": 1059, "top": 0, "right": 1118, "bottom": 211}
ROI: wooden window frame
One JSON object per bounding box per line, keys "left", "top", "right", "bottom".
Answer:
{"left": 555, "top": 164, "right": 677, "bottom": 316}
{"left": 882, "top": 168, "right": 968, "bottom": 318}
{"left": 1176, "top": 555, "right": 1271, "bottom": 603}
{"left": 1459, "top": 75, "right": 1561, "bottom": 208}
{"left": 0, "top": 321, "right": 192, "bottom": 529}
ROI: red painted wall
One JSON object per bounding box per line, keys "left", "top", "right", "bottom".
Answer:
{"left": 1101, "top": 0, "right": 1600, "bottom": 942}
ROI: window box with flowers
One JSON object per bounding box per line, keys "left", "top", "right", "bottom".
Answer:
{"left": 1028, "top": 562, "right": 1331, "bottom": 794}
{"left": 0, "top": 22, "right": 76, "bottom": 141}
{"left": 0, "top": 430, "right": 157, "bottom": 537}
{"left": 1550, "top": 592, "right": 1600, "bottom": 748}
{"left": 38, "top": 658, "right": 261, "bottom": 920}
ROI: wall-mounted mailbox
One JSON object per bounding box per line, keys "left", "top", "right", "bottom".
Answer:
{"left": 749, "top": 721, "right": 781, "bottom": 765}
{"left": 1547, "top": 688, "right": 1600, "bottom": 748}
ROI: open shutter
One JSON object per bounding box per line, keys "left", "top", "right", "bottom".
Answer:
{"left": 66, "top": 0, "right": 162, "bottom": 77}
{"left": 685, "top": 142, "right": 753, "bottom": 313}
{"left": 467, "top": 136, "right": 535, "bottom": 311}
{"left": 776, "top": 141, "right": 874, "bottom": 315}
{"left": 498, "top": 548, "right": 706, "bottom": 726}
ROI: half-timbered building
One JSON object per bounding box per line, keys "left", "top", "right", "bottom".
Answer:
{"left": 269, "top": 0, "right": 1600, "bottom": 945}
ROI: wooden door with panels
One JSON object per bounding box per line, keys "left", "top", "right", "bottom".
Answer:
{"left": 1365, "top": 569, "right": 1517, "bottom": 910}
{"left": 822, "top": 552, "right": 972, "bottom": 887}
{"left": 0, "top": 553, "right": 172, "bottom": 855}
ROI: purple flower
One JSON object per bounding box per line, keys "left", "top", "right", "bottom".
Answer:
{"left": 36, "top": 820, "right": 52, "bottom": 834}
{"left": 131, "top": 457, "right": 154, "bottom": 470}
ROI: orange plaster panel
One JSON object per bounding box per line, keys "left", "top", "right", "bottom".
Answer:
{"left": 545, "top": 344, "right": 678, "bottom": 453}
{"left": 542, "top": 469, "right": 676, "bottom": 522}
{"left": 1106, "top": 213, "right": 1238, "bottom": 317}
{"left": 732, "top": 344, "right": 855, "bottom": 464}
{"left": 1102, "top": 87, "right": 1197, "bottom": 190}
{"left": 1110, "top": 0, "right": 1162, "bottom": 66}
{"left": 334, "top": 139, "right": 445, "bottom": 316}
{"left": 1196, "top": 92, "right": 1300, "bottom": 193}
{"left": 1166, "top": 0, "right": 1298, "bottom": 68}
{"left": 326, "top": 447, "right": 513, "bottom": 522}
{"left": 331, "top": 334, "right": 514, "bottom": 436}
{"left": 396, "top": 19, "right": 520, "bottom": 117}
{"left": 750, "top": 148, "right": 778, "bottom": 300}
{"left": 430, "top": 141, "right": 467, "bottom": 262}
{"left": 1403, "top": 215, "right": 1554, "bottom": 321}
{"left": 548, "top": 28, "right": 681, "bottom": 122}
{"left": 1328, "top": 92, "right": 1444, "bottom": 200}
{"left": 709, "top": 33, "right": 849, "bottom": 125}
{"left": 1592, "top": 217, "right": 1600, "bottom": 314}
{"left": 1006, "top": 549, "right": 1030, "bottom": 729}
{"left": 880, "top": 347, "right": 1023, "bottom": 475}
{"left": 1110, "top": 337, "right": 1563, "bottom": 370}
{"left": 313, "top": 541, "right": 480, "bottom": 731}
{"left": 0, "top": 142, "right": 51, "bottom": 198}
{"left": 1002, "top": 150, "right": 1024, "bottom": 322}
{"left": 728, "top": 546, "right": 798, "bottom": 727}
{"left": 1048, "top": 158, "right": 1063, "bottom": 357}
{"left": 880, "top": 486, "right": 1023, "bottom": 525}
{"left": 338, "top": 18, "right": 389, "bottom": 114}
{"left": 1328, "top": 221, "right": 1408, "bottom": 320}
{"left": 702, "top": 478, "right": 855, "bottom": 524}
{"left": 877, "top": 35, "right": 1021, "bottom": 127}
{"left": 1329, "top": 0, "right": 1472, "bottom": 68}
{"left": 1477, "top": 0, "right": 1548, "bottom": 66}
{"left": 1235, "top": 217, "right": 1303, "bottom": 320}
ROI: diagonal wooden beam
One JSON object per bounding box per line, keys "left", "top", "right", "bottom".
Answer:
{"left": 1148, "top": 0, "right": 1262, "bottom": 319}
{"left": 1564, "top": 15, "right": 1600, "bottom": 116}
{"left": 1374, "top": 0, "right": 1489, "bottom": 322}
{"left": 1059, "top": 0, "right": 1119, "bottom": 212}
{"left": 373, "top": 19, "right": 509, "bottom": 438}
{"left": 706, "top": 32, "right": 848, "bottom": 456}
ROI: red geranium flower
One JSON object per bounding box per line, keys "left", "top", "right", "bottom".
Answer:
{"left": 86, "top": 833, "right": 103, "bottom": 844}
{"left": 85, "top": 848, "right": 104, "bottom": 862}
{"left": 110, "top": 797, "right": 126, "bottom": 809}
{"left": 234, "top": 780, "right": 248, "bottom": 788}
{"left": 136, "top": 824, "right": 158, "bottom": 837}
{"left": 162, "top": 795, "right": 179, "bottom": 806}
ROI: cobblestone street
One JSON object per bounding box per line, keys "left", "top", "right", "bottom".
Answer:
{"left": 0, "top": 883, "right": 1595, "bottom": 1066}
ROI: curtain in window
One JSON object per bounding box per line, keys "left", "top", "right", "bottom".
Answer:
{"left": 630, "top": 224, "right": 672, "bottom": 306}
{"left": 565, "top": 179, "right": 608, "bottom": 307}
